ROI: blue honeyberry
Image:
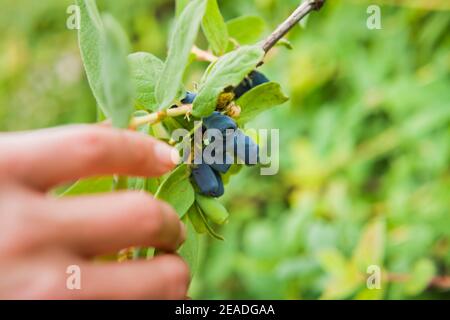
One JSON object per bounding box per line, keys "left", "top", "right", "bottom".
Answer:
{"left": 210, "top": 162, "right": 232, "bottom": 174}
{"left": 209, "top": 151, "right": 233, "bottom": 174}
{"left": 234, "top": 70, "right": 270, "bottom": 99}
{"left": 203, "top": 112, "right": 237, "bottom": 134}
{"left": 203, "top": 136, "right": 233, "bottom": 174}
{"left": 181, "top": 91, "right": 197, "bottom": 104}
{"left": 191, "top": 163, "right": 224, "bottom": 197}
{"left": 212, "top": 169, "right": 225, "bottom": 197}
{"left": 248, "top": 70, "right": 270, "bottom": 87}
{"left": 233, "top": 77, "right": 252, "bottom": 100}
{"left": 234, "top": 129, "right": 259, "bottom": 166}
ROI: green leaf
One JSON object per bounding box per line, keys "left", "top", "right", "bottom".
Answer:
{"left": 352, "top": 220, "right": 385, "bottom": 271}
{"left": 155, "top": 164, "right": 195, "bottom": 217}
{"left": 179, "top": 215, "right": 200, "bottom": 275}
{"left": 128, "top": 52, "right": 164, "bottom": 111}
{"left": 187, "top": 204, "right": 208, "bottom": 234}
{"left": 202, "top": 0, "right": 228, "bottom": 56}
{"left": 193, "top": 45, "right": 264, "bottom": 117}
{"left": 100, "top": 14, "right": 134, "bottom": 128}
{"left": 404, "top": 259, "right": 436, "bottom": 296}
{"left": 236, "top": 82, "right": 289, "bottom": 124}
{"left": 76, "top": 0, "right": 106, "bottom": 112}
{"left": 62, "top": 177, "right": 114, "bottom": 196}
{"left": 156, "top": 0, "right": 207, "bottom": 110}
{"left": 226, "top": 15, "right": 266, "bottom": 45}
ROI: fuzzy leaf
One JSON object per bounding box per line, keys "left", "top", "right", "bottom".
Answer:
{"left": 202, "top": 0, "right": 228, "bottom": 56}
{"left": 100, "top": 15, "right": 134, "bottom": 128}
{"left": 236, "top": 82, "right": 289, "bottom": 124}
{"left": 76, "top": 0, "right": 106, "bottom": 111}
{"left": 155, "top": 164, "right": 195, "bottom": 217}
{"left": 128, "top": 52, "right": 164, "bottom": 111}
{"left": 175, "top": 0, "right": 190, "bottom": 17}
{"left": 193, "top": 45, "right": 264, "bottom": 117}
{"left": 156, "top": 0, "right": 207, "bottom": 110}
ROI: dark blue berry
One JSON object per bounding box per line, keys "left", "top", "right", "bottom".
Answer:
{"left": 234, "top": 130, "right": 259, "bottom": 166}
{"left": 210, "top": 162, "right": 231, "bottom": 174}
{"left": 212, "top": 170, "right": 224, "bottom": 197}
{"left": 234, "top": 70, "right": 270, "bottom": 99}
{"left": 233, "top": 78, "right": 252, "bottom": 100}
{"left": 181, "top": 92, "right": 197, "bottom": 104}
{"left": 248, "top": 70, "right": 270, "bottom": 87}
{"left": 203, "top": 112, "right": 237, "bottom": 134}
{"left": 209, "top": 151, "right": 233, "bottom": 174}
{"left": 191, "top": 163, "right": 224, "bottom": 197}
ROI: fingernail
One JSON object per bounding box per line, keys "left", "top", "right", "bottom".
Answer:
{"left": 178, "top": 221, "right": 187, "bottom": 247}
{"left": 154, "top": 142, "right": 180, "bottom": 167}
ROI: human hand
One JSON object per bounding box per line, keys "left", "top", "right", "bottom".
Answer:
{"left": 0, "top": 125, "right": 189, "bottom": 299}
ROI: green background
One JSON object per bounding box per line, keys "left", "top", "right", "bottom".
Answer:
{"left": 0, "top": 0, "right": 449, "bottom": 299}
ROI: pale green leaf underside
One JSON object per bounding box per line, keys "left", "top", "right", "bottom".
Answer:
{"left": 226, "top": 15, "right": 266, "bottom": 45}
{"left": 77, "top": 0, "right": 134, "bottom": 128}
{"left": 128, "top": 52, "right": 164, "bottom": 111}
{"left": 193, "top": 45, "right": 264, "bottom": 117}
{"left": 101, "top": 14, "right": 134, "bottom": 128}
{"left": 156, "top": 0, "right": 207, "bottom": 110}
{"left": 202, "top": 0, "right": 229, "bottom": 56}
{"left": 236, "top": 82, "right": 289, "bottom": 124}
{"left": 62, "top": 177, "right": 114, "bottom": 196}
{"left": 175, "top": 0, "right": 190, "bottom": 17}
{"left": 155, "top": 164, "right": 195, "bottom": 217}
{"left": 77, "top": 0, "right": 106, "bottom": 111}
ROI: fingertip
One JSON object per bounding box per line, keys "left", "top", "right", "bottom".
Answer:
{"left": 154, "top": 142, "right": 180, "bottom": 171}
{"left": 157, "top": 255, "right": 190, "bottom": 298}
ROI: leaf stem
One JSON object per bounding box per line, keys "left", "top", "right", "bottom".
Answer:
{"left": 191, "top": 45, "right": 218, "bottom": 62}
{"left": 129, "top": 104, "right": 193, "bottom": 129}
{"left": 261, "top": 0, "right": 326, "bottom": 53}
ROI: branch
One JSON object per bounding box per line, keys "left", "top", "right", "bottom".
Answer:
{"left": 127, "top": 1, "right": 327, "bottom": 130}
{"left": 262, "top": 0, "right": 326, "bottom": 53}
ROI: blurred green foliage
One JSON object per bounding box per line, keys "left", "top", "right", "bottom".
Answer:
{"left": 0, "top": 0, "right": 449, "bottom": 299}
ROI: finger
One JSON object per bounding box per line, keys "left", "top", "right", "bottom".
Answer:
{"left": 73, "top": 255, "right": 190, "bottom": 299}
{"left": 0, "top": 125, "right": 179, "bottom": 190}
{"left": 44, "top": 192, "right": 185, "bottom": 256}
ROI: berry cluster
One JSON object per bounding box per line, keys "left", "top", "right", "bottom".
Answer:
{"left": 183, "top": 70, "right": 269, "bottom": 198}
{"left": 191, "top": 112, "right": 259, "bottom": 198}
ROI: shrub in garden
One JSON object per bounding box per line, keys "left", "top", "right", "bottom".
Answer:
{"left": 68, "top": 0, "right": 325, "bottom": 271}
